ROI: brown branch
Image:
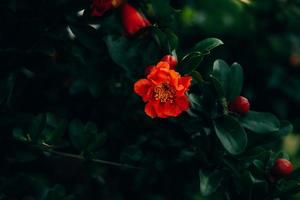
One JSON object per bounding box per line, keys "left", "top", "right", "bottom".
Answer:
{"left": 41, "top": 145, "right": 143, "bottom": 170}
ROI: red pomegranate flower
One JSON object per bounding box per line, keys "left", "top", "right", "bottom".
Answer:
{"left": 134, "top": 61, "right": 192, "bottom": 118}
{"left": 91, "top": 0, "right": 122, "bottom": 17}
{"left": 121, "top": 3, "right": 150, "bottom": 35}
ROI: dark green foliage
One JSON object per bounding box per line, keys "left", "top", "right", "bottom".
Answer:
{"left": 0, "top": 0, "right": 299, "bottom": 199}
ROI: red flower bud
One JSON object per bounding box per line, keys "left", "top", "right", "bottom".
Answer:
{"left": 272, "top": 158, "right": 293, "bottom": 177}
{"left": 229, "top": 96, "right": 250, "bottom": 114}
{"left": 145, "top": 65, "right": 155, "bottom": 75}
{"left": 91, "top": 0, "right": 122, "bottom": 17}
{"left": 161, "top": 55, "right": 178, "bottom": 69}
{"left": 121, "top": 3, "right": 150, "bottom": 35}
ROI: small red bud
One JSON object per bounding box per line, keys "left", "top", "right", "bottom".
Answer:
{"left": 161, "top": 55, "right": 178, "bottom": 69}
{"left": 272, "top": 158, "right": 293, "bottom": 177}
{"left": 121, "top": 3, "right": 150, "bottom": 35}
{"left": 229, "top": 96, "right": 250, "bottom": 114}
{"left": 145, "top": 65, "right": 154, "bottom": 75}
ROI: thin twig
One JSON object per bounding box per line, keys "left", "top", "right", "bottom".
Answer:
{"left": 42, "top": 147, "right": 143, "bottom": 170}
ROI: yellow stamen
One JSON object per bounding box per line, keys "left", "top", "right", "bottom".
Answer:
{"left": 153, "top": 83, "right": 176, "bottom": 103}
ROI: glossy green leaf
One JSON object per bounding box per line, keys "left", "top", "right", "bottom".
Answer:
{"left": 240, "top": 111, "right": 280, "bottom": 133}
{"left": 209, "top": 75, "right": 225, "bottom": 98}
{"left": 179, "top": 52, "right": 204, "bottom": 74}
{"left": 212, "top": 59, "right": 230, "bottom": 94}
{"left": 85, "top": 133, "right": 106, "bottom": 153}
{"left": 194, "top": 38, "right": 224, "bottom": 53}
{"left": 164, "top": 29, "right": 178, "bottom": 51}
{"left": 69, "top": 25, "right": 99, "bottom": 51}
{"left": 199, "top": 169, "right": 223, "bottom": 196}
{"left": 68, "top": 120, "right": 85, "bottom": 151}
{"left": 276, "top": 120, "right": 293, "bottom": 136}
{"left": 227, "top": 62, "right": 243, "bottom": 101}
{"left": 191, "top": 71, "right": 204, "bottom": 84}
{"left": 214, "top": 115, "right": 247, "bottom": 155}
{"left": 45, "top": 120, "right": 67, "bottom": 145}
{"left": 29, "top": 114, "right": 47, "bottom": 141}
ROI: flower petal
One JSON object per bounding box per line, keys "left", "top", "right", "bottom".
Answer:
{"left": 156, "top": 61, "right": 170, "bottom": 70}
{"left": 145, "top": 102, "right": 156, "bottom": 118}
{"left": 134, "top": 79, "right": 152, "bottom": 101}
{"left": 177, "top": 76, "right": 192, "bottom": 96}
{"left": 152, "top": 101, "right": 168, "bottom": 118}
{"left": 169, "top": 70, "right": 184, "bottom": 91}
{"left": 148, "top": 67, "right": 170, "bottom": 85}
{"left": 162, "top": 102, "right": 182, "bottom": 117}
{"left": 176, "top": 96, "right": 190, "bottom": 111}
{"left": 180, "top": 76, "right": 192, "bottom": 90}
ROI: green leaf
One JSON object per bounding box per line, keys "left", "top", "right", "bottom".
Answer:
{"left": 199, "top": 169, "right": 223, "bottom": 196}
{"left": 69, "top": 24, "right": 99, "bottom": 51}
{"left": 287, "top": 168, "right": 300, "bottom": 181}
{"left": 250, "top": 160, "right": 265, "bottom": 178}
{"left": 69, "top": 120, "right": 103, "bottom": 153}
{"left": 148, "top": 0, "right": 176, "bottom": 26}
{"left": 214, "top": 115, "right": 247, "bottom": 155}
{"left": 179, "top": 52, "right": 204, "bottom": 74}
{"left": 120, "top": 145, "right": 143, "bottom": 163}
{"left": 164, "top": 29, "right": 178, "bottom": 51}
{"left": 191, "top": 71, "right": 204, "bottom": 84}
{"left": 211, "top": 60, "right": 245, "bottom": 101}
{"left": 68, "top": 120, "right": 85, "bottom": 151}
{"left": 85, "top": 133, "right": 106, "bottom": 153}
{"left": 212, "top": 59, "right": 230, "bottom": 95}
{"left": 227, "top": 62, "right": 244, "bottom": 101}
{"left": 194, "top": 38, "right": 224, "bottom": 53}
{"left": 83, "top": 122, "right": 104, "bottom": 153}
{"left": 275, "top": 180, "right": 300, "bottom": 197}
{"left": 45, "top": 120, "right": 67, "bottom": 145}
{"left": 29, "top": 114, "right": 47, "bottom": 141}
{"left": 251, "top": 179, "right": 269, "bottom": 198}
{"left": 209, "top": 76, "right": 228, "bottom": 114}
{"left": 240, "top": 111, "right": 280, "bottom": 133}
{"left": 105, "top": 34, "right": 160, "bottom": 77}
{"left": 13, "top": 128, "right": 28, "bottom": 142}
{"left": 84, "top": 122, "right": 98, "bottom": 135}
{"left": 209, "top": 75, "right": 225, "bottom": 98}
{"left": 151, "top": 27, "right": 169, "bottom": 53}
{"left": 276, "top": 120, "right": 293, "bottom": 136}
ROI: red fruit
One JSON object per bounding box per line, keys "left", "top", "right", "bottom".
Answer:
{"left": 272, "top": 159, "right": 293, "bottom": 177}
{"left": 121, "top": 3, "right": 150, "bottom": 35}
{"left": 229, "top": 96, "right": 250, "bottom": 114}
{"left": 161, "top": 55, "right": 178, "bottom": 69}
{"left": 145, "top": 65, "right": 154, "bottom": 75}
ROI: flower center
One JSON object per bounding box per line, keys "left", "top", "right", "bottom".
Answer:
{"left": 153, "top": 83, "right": 176, "bottom": 103}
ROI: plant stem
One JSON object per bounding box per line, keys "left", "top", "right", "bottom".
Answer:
{"left": 42, "top": 147, "right": 143, "bottom": 170}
